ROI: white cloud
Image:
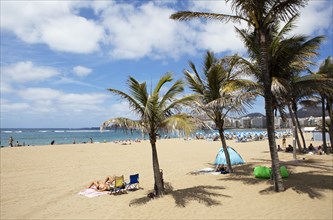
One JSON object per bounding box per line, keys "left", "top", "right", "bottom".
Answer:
{"left": 190, "top": 0, "right": 234, "bottom": 15}
{"left": 15, "top": 87, "right": 109, "bottom": 113}
{"left": 1, "top": 1, "right": 104, "bottom": 54}
{"left": 59, "top": 93, "right": 107, "bottom": 106}
{"left": 1, "top": 0, "right": 331, "bottom": 60}
{"left": 2, "top": 61, "right": 59, "bottom": 83}
{"left": 292, "top": 0, "right": 333, "bottom": 36}
{"left": 100, "top": 2, "right": 195, "bottom": 59}
{"left": 72, "top": 65, "right": 92, "bottom": 77}
{"left": 109, "top": 101, "right": 134, "bottom": 117}
{"left": 17, "top": 88, "right": 61, "bottom": 101}
{"left": 195, "top": 20, "right": 246, "bottom": 54}
{"left": 0, "top": 99, "right": 30, "bottom": 112}
{"left": 98, "top": 1, "right": 246, "bottom": 59}
{"left": 0, "top": 82, "right": 13, "bottom": 93}
{"left": 40, "top": 16, "right": 103, "bottom": 53}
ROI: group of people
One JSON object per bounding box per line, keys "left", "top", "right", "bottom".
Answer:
{"left": 8, "top": 136, "right": 25, "bottom": 147}
{"left": 307, "top": 143, "right": 325, "bottom": 155}
{"left": 277, "top": 142, "right": 293, "bottom": 152}
{"left": 277, "top": 142, "right": 326, "bottom": 155}
{"left": 113, "top": 138, "right": 142, "bottom": 145}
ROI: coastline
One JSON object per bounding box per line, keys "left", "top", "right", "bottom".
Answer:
{"left": 1, "top": 128, "right": 292, "bottom": 147}
{"left": 1, "top": 137, "right": 332, "bottom": 219}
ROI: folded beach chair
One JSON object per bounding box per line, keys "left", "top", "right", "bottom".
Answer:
{"left": 125, "top": 174, "right": 140, "bottom": 191}
{"left": 111, "top": 175, "right": 126, "bottom": 194}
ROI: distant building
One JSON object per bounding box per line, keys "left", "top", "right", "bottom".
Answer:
{"left": 240, "top": 117, "right": 251, "bottom": 128}
{"left": 252, "top": 117, "right": 266, "bottom": 128}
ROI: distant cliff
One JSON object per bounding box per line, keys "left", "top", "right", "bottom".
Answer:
{"left": 296, "top": 106, "right": 323, "bottom": 118}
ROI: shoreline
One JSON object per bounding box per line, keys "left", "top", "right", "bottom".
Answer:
{"left": 1, "top": 128, "right": 294, "bottom": 147}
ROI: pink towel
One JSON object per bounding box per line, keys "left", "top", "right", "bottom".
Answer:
{"left": 78, "top": 188, "right": 110, "bottom": 198}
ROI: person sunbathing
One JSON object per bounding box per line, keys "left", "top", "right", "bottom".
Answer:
{"left": 215, "top": 164, "right": 230, "bottom": 174}
{"left": 87, "top": 176, "right": 115, "bottom": 191}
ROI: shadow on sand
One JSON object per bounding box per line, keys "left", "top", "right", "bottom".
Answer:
{"left": 219, "top": 159, "right": 333, "bottom": 199}
{"left": 129, "top": 182, "right": 231, "bottom": 207}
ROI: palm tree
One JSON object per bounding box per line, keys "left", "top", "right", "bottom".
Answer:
{"left": 237, "top": 16, "right": 330, "bottom": 154}
{"left": 101, "top": 73, "right": 197, "bottom": 196}
{"left": 184, "top": 51, "right": 256, "bottom": 172}
{"left": 171, "top": 0, "right": 310, "bottom": 192}
{"left": 312, "top": 57, "right": 333, "bottom": 151}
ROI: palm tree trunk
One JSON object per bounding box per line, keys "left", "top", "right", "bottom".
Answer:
{"left": 295, "top": 111, "right": 306, "bottom": 152}
{"left": 288, "top": 104, "right": 302, "bottom": 152}
{"left": 217, "top": 120, "right": 233, "bottom": 173}
{"left": 321, "top": 96, "right": 327, "bottom": 152}
{"left": 328, "top": 98, "right": 333, "bottom": 149}
{"left": 259, "top": 29, "right": 284, "bottom": 192}
{"left": 149, "top": 133, "right": 165, "bottom": 196}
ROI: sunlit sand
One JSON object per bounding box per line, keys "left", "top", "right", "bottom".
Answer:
{"left": 1, "top": 136, "right": 332, "bottom": 219}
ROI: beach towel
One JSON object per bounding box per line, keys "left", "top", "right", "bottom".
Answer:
{"left": 189, "top": 168, "right": 220, "bottom": 175}
{"left": 78, "top": 188, "right": 110, "bottom": 198}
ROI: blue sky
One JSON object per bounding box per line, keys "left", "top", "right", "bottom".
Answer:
{"left": 1, "top": 0, "right": 332, "bottom": 128}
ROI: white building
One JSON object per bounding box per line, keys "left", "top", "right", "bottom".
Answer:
{"left": 252, "top": 117, "right": 266, "bottom": 128}
{"left": 241, "top": 117, "right": 251, "bottom": 128}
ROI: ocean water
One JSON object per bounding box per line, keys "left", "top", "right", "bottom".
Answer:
{"left": 0, "top": 128, "right": 146, "bottom": 147}
{"left": 0, "top": 128, "right": 290, "bottom": 147}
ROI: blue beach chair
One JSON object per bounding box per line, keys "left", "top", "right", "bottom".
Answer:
{"left": 125, "top": 174, "right": 140, "bottom": 191}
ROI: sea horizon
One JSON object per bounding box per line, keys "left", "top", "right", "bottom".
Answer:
{"left": 0, "top": 127, "right": 292, "bottom": 147}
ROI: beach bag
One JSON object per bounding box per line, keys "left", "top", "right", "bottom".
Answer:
{"left": 279, "top": 166, "right": 289, "bottom": 178}
{"left": 254, "top": 166, "right": 272, "bottom": 179}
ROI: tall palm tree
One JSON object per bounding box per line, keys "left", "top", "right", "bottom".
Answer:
{"left": 314, "top": 57, "right": 333, "bottom": 151}
{"left": 101, "top": 73, "right": 197, "bottom": 196}
{"left": 184, "top": 51, "right": 256, "bottom": 172}
{"left": 237, "top": 17, "right": 328, "bottom": 153}
{"left": 171, "top": 0, "right": 310, "bottom": 191}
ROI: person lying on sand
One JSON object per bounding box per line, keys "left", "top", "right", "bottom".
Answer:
{"left": 87, "top": 176, "right": 115, "bottom": 191}
{"left": 215, "top": 164, "right": 230, "bottom": 174}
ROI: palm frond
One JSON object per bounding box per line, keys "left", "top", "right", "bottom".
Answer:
{"left": 188, "top": 61, "right": 204, "bottom": 86}
{"left": 161, "top": 114, "right": 198, "bottom": 136}
{"left": 127, "top": 77, "right": 149, "bottom": 109}
{"left": 170, "top": 11, "right": 249, "bottom": 24}
{"left": 269, "top": 0, "right": 308, "bottom": 22}
{"left": 159, "top": 79, "right": 184, "bottom": 108}
{"left": 164, "top": 94, "right": 199, "bottom": 115}
{"left": 153, "top": 72, "right": 173, "bottom": 95}
{"left": 107, "top": 88, "right": 144, "bottom": 116}
{"left": 184, "top": 70, "right": 205, "bottom": 95}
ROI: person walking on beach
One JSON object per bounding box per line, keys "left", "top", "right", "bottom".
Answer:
{"left": 282, "top": 137, "right": 286, "bottom": 148}
{"left": 8, "top": 136, "right": 13, "bottom": 147}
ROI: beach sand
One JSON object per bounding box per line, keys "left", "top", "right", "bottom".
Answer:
{"left": 1, "top": 137, "right": 332, "bottom": 219}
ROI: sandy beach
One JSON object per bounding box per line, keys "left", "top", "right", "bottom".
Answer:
{"left": 1, "top": 136, "right": 332, "bottom": 219}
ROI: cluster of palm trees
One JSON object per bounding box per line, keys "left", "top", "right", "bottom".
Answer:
{"left": 101, "top": 0, "right": 333, "bottom": 196}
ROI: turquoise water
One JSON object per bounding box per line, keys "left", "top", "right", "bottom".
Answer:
{"left": 0, "top": 128, "right": 146, "bottom": 147}
{"left": 0, "top": 128, "right": 290, "bottom": 147}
